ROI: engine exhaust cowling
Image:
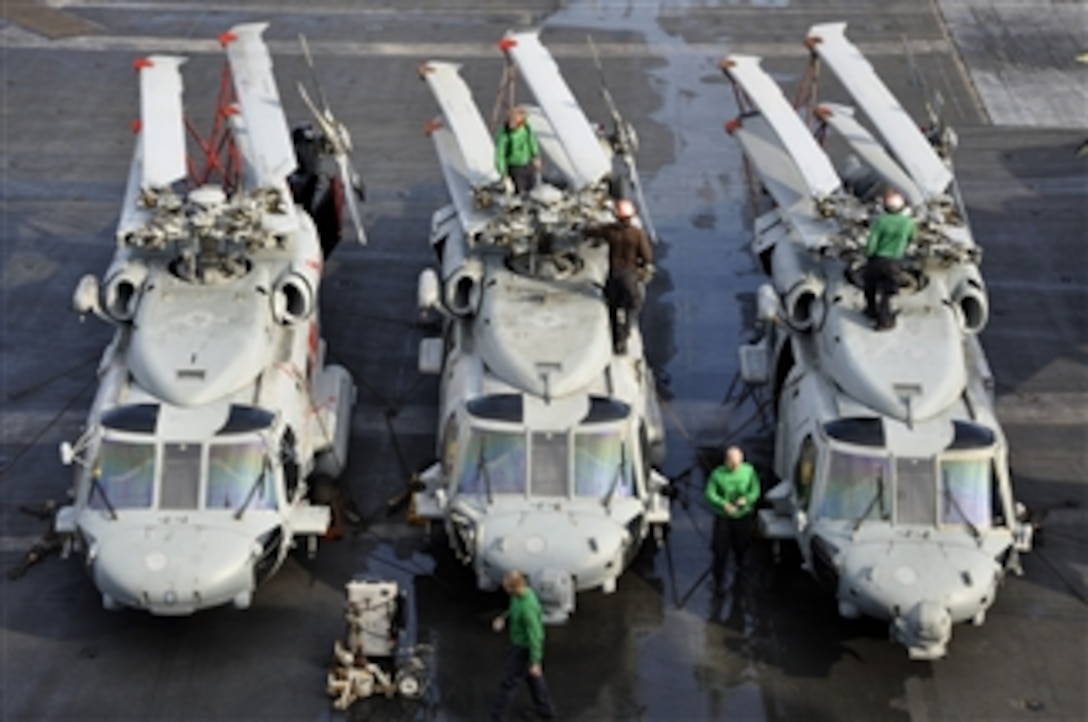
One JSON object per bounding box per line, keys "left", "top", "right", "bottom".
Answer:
{"left": 950, "top": 265, "right": 989, "bottom": 334}
{"left": 783, "top": 277, "right": 825, "bottom": 332}
{"left": 273, "top": 266, "right": 318, "bottom": 325}
{"left": 103, "top": 261, "right": 148, "bottom": 323}
{"left": 444, "top": 259, "right": 483, "bottom": 317}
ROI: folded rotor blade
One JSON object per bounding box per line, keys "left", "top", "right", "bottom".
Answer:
{"left": 807, "top": 22, "right": 952, "bottom": 199}
{"left": 522, "top": 106, "right": 579, "bottom": 189}
{"left": 732, "top": 116, "right": 839, "bottom": 250}
{"left": 223, "top": 22, "right": 297, "bottom": 186}
{"left": 138, "top": 55, "right": 187, "bottom": 189}
{"left": 722, "top": 54, "right": 841, "bottom": 199}
{"left": 430, "top": 125, "right": 492, "bottom": 235}
{"left": 420, "top": 62, "right": 501, "bottom": 189}
{"left": 502, "top": 31, "right": 610, "bottom": 190}
{"left": 817, "top": 103, "right": 924, "bottom": 207}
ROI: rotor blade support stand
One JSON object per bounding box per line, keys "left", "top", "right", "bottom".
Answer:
{"left": 490, "top": 39, "right": 519, "bottom": 133}
{"left": 794, "top": 35, "right": 824, "bottom": 126}
{"left": 184, "top": 54, "right": 243, "bottom": 193}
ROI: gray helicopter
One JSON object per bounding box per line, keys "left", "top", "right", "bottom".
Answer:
{"left": 54, "top": 23, "right": 364, "bottom": 615}
{"left": 720, "top": 23, "right": 1033, "bottom": 658}
{"left": 410, "top": 31, "right": 671, "bottom": 622}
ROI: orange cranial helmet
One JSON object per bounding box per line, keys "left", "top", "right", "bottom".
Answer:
{"left": 883, "top": 189, "right": 906, "bottom": 213}
{"left": 614, "top": 199, "right": 636, "bottom": 220}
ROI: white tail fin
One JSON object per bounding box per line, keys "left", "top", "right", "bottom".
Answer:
{"left": 138, "top": 55, "right": 187, "bottom": 189}
{"left": 722, "top": 55, "right": 841, "bottom": 199}
{"left": 817, "top": 103, "right": 924, "bottom": 207}
{"left": 502, "top": 31, "right": 610, "bottom": 189}
{"left": 223, "top": 23, "right": 296, "bottom": 187}
{"left": 807, "top": 22, "right": 952, "bottom": 199}
{"left": 420, "top": 62, "right": 501, "bottom": 189}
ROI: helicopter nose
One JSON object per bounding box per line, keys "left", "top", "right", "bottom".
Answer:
{"left": 481, "top": 511, "right": 629, "bottom": 595}
{"left": 93, "top": 524, "right": 257, "bottom": 615}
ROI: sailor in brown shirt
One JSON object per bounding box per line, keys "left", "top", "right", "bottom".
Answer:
{"left": 584, "top": 199, "right": 654, "bottom": 354}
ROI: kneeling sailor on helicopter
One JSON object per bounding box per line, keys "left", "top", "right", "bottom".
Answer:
{"left": 585, "top": 199, "right": 654, "bottom": 354}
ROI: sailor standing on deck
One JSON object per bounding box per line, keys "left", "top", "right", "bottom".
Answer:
{"left": 705, "top": 446, "right": 761, "bottom": 593}
{"left": 863, "top": 189, "right": 916, "bottom": 331}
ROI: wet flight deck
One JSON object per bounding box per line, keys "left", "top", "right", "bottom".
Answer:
{"left": 1, "top": 1, "right": 1085, "bottom": 720}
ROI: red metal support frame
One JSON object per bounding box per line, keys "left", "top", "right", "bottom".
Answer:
{"left": 491, "top": 37, "right": 519, "bottom": 134}
{"left": 794, "top": 33, "right": 825, "bottom": 130}
{"left": 185, "top": 59, "right": 242, "bottom": 193}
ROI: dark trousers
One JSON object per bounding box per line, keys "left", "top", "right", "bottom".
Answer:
{"left": 863, "top": 256, "right": 901, "bottom": 326}
{"left": 605, "top": 269, "right": 643, "bottom": 353}
{"left": 490, "top": 646, "right": 555, "bottom": 721}
{"left": 711, "top": 514, "right": 753, "bottom": 589}
{"left": 508, "top": 164, "right": 537, "bottom": 195}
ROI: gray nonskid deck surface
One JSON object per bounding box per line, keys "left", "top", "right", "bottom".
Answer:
{"left": 1, "top": 1, "right": 1085, "bottom": 721}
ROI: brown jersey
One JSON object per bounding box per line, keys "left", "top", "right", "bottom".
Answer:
{"left": 586, "top": 222, "right": 653, "bottom": 273}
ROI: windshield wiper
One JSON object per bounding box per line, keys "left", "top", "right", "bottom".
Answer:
{"left": 91, "top": 474, "right": 118, "bottom": 520}
{"left": 853, "top": 472, "right": 885, "bottom": 532}
{"left": 943, "top": 472, "right": 981, "bottom": 542}
{"left": 234, "top": 455, "right": 271, "bottom": 520}
{"left": 476, "top": 436, "right": 493, "bottom": 506}
{"left": 603, "top": 443, "right": 627, "bottom": 512}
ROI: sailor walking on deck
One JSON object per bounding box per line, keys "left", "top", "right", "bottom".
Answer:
{"left": 490, "top": 570, "right": 556, "bottom": 721}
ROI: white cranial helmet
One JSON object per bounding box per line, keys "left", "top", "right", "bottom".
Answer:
{"left": 614, "top": 199, "right": 636, "bottom": 220}
{"left": 883, "top": 189, "right": 906, "bottom": 213}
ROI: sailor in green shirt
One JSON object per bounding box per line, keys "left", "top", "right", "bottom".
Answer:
{"left": 863, "top": 189, "right": 916, "bottom": 330}
{"left": 490, "top": 570, "right": 556, "bottom": 721}
{"left": 494, "top": 106, "right": 542, "bottom": 195}
{"left": 705, "top": 446, "right": 761, "bottom": 593}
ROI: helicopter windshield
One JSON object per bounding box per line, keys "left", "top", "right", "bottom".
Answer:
{"left": 574, "top": 428, "right": 632, "bottom": 499}
{"left": 818, "top": 449, "right": 890, "bottom": 522}
{"left": 89, "top": 437, "right": 276, "bottom": 512}
{"left": 454, "top": 425, "right": 634, "bottom": 500}
{"left": 819, "top": 446, "right": 994, "bottom": 528}
{"left": 457, "top": 429, "right": 527, "bottom": 495}
{"left": 89, "top": 439, "right": 155, "bottom": 510}
{"left": 207, "top": 440, "right": 276, "bottom": 511}
{"left": 940, "top": 458, "right": 992, "bottom": 527}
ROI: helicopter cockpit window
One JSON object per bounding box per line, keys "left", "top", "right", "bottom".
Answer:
{"left": 457, "top": 429, "right": 526, "bottom": 495}
{"left": 818, "top": 449, "right": 890, "bottom": 522}
{"left": 940, "top": 458, "right": 992, "bottom": 528}
{"left": 90, "top": 440, "right": 154, "bottom": 510}
{"left": 574, "top": 429, "right": 632, "bottom": 498}
{"left": 531, "top": 432, "right": 569, "bottom": 497}
{"left": 896, "top": 457, "right": 937, "bottom": 525}
{"left": 207, "top": 441, "right": 276, "bottom": 510}
{"left": 160, "top": 443, "right": 201, "bottom": 510}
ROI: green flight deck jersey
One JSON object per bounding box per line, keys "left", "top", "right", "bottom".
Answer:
{"left": 705, "top": 462, "right": 761, "bottom": 519}
{"left": 506, "top": 586, "right": 546, "bottom": 665}
{"left": 865, "top": 212, "right": 916, "bottom": 260}
{"left": 495, "top": 123, "right": 540, "bottom": 176}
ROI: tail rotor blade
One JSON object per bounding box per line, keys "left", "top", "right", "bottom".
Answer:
{"left": 296, "top": 55, "right": 368, "bottom": 245}
{"left": 336, "top": 153, "right": 368, "bottom": 245}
